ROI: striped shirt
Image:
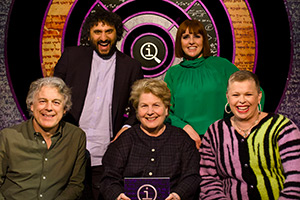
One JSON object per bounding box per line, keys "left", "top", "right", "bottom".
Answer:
{"left": 199, "top": 113, "right": 300, "bottom": 200}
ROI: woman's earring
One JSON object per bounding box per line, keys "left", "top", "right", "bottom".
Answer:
{"left": 225, "top": 102, "right": 231, "bottom": 114}
{"left": 258, "top": 103, "right": 262, "bottom": 114}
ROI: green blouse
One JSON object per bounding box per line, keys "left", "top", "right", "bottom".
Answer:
{"left": 164, "top": 56, "right": 239, "bottom": 136}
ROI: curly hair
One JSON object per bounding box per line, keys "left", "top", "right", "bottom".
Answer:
{"left": 26, "top": 77, "right": 72, "bottom": 116}
{"left": 130, "top": 79, "right": 171, "bottom": 112}
{"left": 80, "top": 5, "right": 124, "bottom": 45}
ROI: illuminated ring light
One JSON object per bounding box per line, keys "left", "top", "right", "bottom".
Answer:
{"left": 106, "top": 0, "right": 256, "bottom": 72}
{"left": 39, "top": 0, "right": 257, "bottom": 77}
{"left": 113, "top": 0, "right": 219, "bottom": 77}
{"left": 41, "top": 0, "right": 221, "bottom": 78}
{"left": 5, "top": 0, "right": 291, "bottom": 119}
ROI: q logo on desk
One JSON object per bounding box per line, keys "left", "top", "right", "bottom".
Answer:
{"left": 137, "top": 184, "right": 158, "bottom": 200}
{"left": 124, "top": 177, "right": 170, "bottom": 200}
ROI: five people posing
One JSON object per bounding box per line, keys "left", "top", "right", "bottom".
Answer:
{"left": 1, "top": 6, "right": 299, "bottom": 200}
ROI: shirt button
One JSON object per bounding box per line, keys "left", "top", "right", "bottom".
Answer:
{"left": 151, "top": 158, "right": 155, "bottom": 162}
{"left": 40, "top": 194, "right": 43, "bottom": 198}
{"left": 250, "top": 185, "right": 254, "bottom": 189}
{"left": 151, "top": 149, "right": 155, "bottom": 152}
{"left": 45, "top": 158, "right": 48, "bottom": 161}
{"left": 241, "top": 139, "right": 245, "bottom": 142}
{"left": 244, "top": 163, "right": 249, "bottom": 167}
{"left": 43, "top": 176, "right": 46, "bottom": 180}
{"left": 149, "top": 172, "right": 153, "bottom": 176}
{"left": 42, "top": 141, "right": 45, "bottom": 144}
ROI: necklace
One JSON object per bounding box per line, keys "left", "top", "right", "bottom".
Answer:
{"left": 233, "top": 114, "right": 260, "bottom": 138}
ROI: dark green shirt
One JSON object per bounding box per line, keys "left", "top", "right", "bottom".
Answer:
{"left": 0, "top": 118, "right": 86, "bottom": 200}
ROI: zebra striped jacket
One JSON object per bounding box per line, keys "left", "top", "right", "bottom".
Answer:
{"left": 199, "top": 113, "right": 300, "bottom": 200}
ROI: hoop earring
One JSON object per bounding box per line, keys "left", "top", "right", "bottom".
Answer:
{"left": 225, "top": 102, "right": 231, "bottom": 114}
{"left": 258, "top": 103, "right": 262, "bottom": 113}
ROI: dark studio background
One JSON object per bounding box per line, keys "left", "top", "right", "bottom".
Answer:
{"left": 1, "top": 0, "right": 299, "bottom": 129}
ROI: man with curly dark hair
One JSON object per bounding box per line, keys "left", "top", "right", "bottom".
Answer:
{"left": 80, "top": 6, "right": 124, "bottom": 48}
{"left": 54, "top": 5, "right": 143, "bottom": 200}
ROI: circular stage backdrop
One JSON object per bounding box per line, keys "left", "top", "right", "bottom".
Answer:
{"left": 5, "top": 0, "right": 291, "bottom": 119}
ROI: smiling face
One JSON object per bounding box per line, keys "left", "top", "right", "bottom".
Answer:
{"left": 89, "top": 21, "right": 117, "bottom": 56}
{"left": 31, "top": 86, "right": 66, "bottom": 134}
{"left": 137, "top": 92, "right": 168, "bottom": 136}
{"left": 181, "top": 28, "right": 204, "bottom": 59}
{"left": 227, "top": 80, "right": 262, "bottom": 122}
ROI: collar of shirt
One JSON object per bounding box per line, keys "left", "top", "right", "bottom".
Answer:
{"left": 31, "top": 118, "right": 63, "bottom": 148}
{"left": 93, "top": 50, "right": 116, "bottom": 63}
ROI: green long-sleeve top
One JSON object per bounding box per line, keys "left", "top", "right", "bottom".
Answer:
{"left": 164, "top": 56, "right": 239, "bottom": 136}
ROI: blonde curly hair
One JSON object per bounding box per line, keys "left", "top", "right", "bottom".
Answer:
{"left": 130, "top": 79, "right": 171, "bottom": 112}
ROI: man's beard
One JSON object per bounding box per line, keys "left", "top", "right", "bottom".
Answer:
{"left": 90, "top": 40, "right": 117, "bottom": 59}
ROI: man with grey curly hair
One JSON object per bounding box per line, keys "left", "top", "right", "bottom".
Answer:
{"left": 0, "top": 77, "right": 86, "bottom": 199}
{"left": 26, "top": 76, "right": 72, "bottom": 116}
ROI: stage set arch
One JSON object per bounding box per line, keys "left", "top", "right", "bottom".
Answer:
{"left": 1, "top": 0, "right": 300, "bottom": 129}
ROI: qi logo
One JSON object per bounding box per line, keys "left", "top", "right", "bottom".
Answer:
{"left": 140, "top": 42, "right": 161, "bottom": 64}
{"left": 131, "top": 34, "right": 166, "bottom": 71}
{"left": 137, "top": 184, "right": 157, "bottom": 200}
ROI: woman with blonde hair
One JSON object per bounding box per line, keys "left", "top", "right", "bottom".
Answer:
{"left": 99, "top": 79, "right": 200, "bottom": 200}
{"left": 199, "top": 70, "right": 300, "bottom": 199}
